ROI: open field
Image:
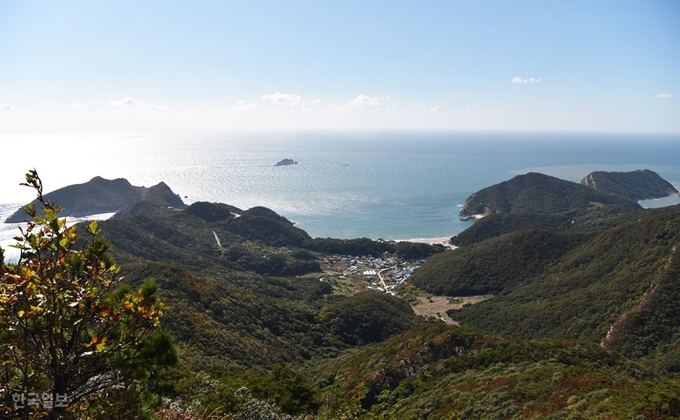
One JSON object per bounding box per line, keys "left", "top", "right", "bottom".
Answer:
{"left": 411, "top": 295, "right": 494, "bottom": 324}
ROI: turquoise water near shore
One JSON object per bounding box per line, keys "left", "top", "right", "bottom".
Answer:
{"left": 1, "top": 131, "right": 678, "bottom": 258}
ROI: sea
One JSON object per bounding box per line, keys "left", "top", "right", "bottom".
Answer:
{"left": 1, "top": 131, "right": 679, "bottom": 261}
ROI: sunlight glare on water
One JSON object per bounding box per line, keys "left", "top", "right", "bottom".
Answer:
{"left": 1, "top": 131, "right": 678, "bottom": 245}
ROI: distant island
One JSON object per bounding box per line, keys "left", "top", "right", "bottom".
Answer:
{"left": 4, "top": 176, "right": 186, "bottom": 223}
{"left": 275, "top": 158, "right": 298, "bottom": 166}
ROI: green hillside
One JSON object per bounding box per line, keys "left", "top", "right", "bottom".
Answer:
{"left": 414, "top": 206, "right": 680, "bottom": 376}
{"left": 581, "top": 169, "right": 680, "bottom": 200}
{"left": 320, "top": 292, "right": 423, "bottom": 346}
{"left": 99, "top": 206, "right": 320, "bottom": 276}
{"left": 452, "top": 204, "right": 679, "bottom": 246}
{"left": 56, "top": 197, "right": 680, "bottom": 417}
{"left": 459, "top": 172, "right": 639, "bottom": 217}
{"left": 308, "top": 324, "right": 680, "bottom": 419}
{"left": 413, "top": 230, "right": 590, "bottom": 295}
{"left": 450, "top": 213, "right": 576, "bottom": 246}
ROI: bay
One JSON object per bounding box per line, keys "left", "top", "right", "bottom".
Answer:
{"left": 1, "top": 131, "right": 678, "bottom": 262}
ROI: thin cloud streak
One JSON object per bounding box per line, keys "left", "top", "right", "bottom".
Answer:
{"left": 512, "top": 76, "right": 542, "bottom": 84}
{"left": 655, "top": 93, "right": 674, "bottom": 99}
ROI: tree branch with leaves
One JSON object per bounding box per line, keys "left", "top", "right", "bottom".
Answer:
{"left": 1, "top": 170, "right": 177, "bottom": 419}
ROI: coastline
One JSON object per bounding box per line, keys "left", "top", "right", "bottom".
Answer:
{"left": 400, "top": 237, "right": 458, "bottom": 250}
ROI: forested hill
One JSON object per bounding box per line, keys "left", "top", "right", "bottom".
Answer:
{"left": 580, "top": 169, "right": 680, "bottom": 200}
{"left": 5, "top": 176, "right": 186, "bottom": 222}
{"left": 459, "top": 172, "right": 639, "bottom": 218}
{"left": 113, "top": 196, "right": 673, "bottom": 418}
{"left": 308, "top": 323, "right": 680, "bottom": 419}
{"left": 98, "top": 201, "right": 443, "bottom": 273}
{"left": 413, "top": 204, "right": 680, "bottom": 376}
{"left": 450, "top": 203, "right": 674, "bottom": 246}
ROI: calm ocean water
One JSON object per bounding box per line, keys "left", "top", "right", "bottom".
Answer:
{"left": 1, "top": 131, "right": 679, "bottom": 260}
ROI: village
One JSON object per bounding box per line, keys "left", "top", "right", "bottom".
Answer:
{"left": 319, "top": 252, "right": 424, "bottom": 295}
{"left": 317, "top": 250, "right": 494, "bottom": 325}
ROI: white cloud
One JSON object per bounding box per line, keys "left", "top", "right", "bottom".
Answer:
{"left": 262, "top": 92, "right": 307, "bottom": 108}
{"left": 349, "top": 94, "right": 380, "bottom": 109}
{"left": 655, "top": 93, "right": 674, "bottom": 99}
{"left": 142, "top": 104, "right": 165, "bottom": 112}
{"left": 107, "top": 97, "right": 166, "bottom": 112}
{"left": 185, "top": 106, "right": 210, "bottom": 114}
{"left": 108, "top": 96, "right": 144, "bottom": 107}
{"left": 234, "top": 100, "right": 257, "bottom": 111}
{"left": 330, "top": 94, "right": 382, "bottom": 113}
{"left": 68, "top": 102, "right": 88, "bottom": 111}
{"left": 0, "top": 103, "right": 21, "bottom": 113}
{"left": 312, "top": 99, "right": 323, "bottom": 106}
{"left": 430, "top": 105, "right": 442, "bottom": 112}
{"left": 512, "top": 76, "right": 542, "bottom": 84}
{"left": 183, "top": 101, "right": 256, "bottom": 115}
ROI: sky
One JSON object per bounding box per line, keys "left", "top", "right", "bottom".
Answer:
{"left": 0, "top": 0, "right": 678, "bottom": 133}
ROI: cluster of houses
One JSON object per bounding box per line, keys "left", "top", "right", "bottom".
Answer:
{"left": 326, "top": 252, "right": 423, "bottom": 294}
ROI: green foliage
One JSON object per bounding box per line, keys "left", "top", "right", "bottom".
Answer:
{"left": 98, "top": 209, "right": 320, "bottom": 276}
{"left": 221, "top": 244, "right": 321, "bottom": 276}
{"left": 412, "top": 229, "right": 590, "bottom": 296}
{"left": 309, "top": 324, "right": 680, "bottom": 419}
{"left": 320, "top": 292, "right": 423, "bottom": 346}
{"left": 451, "top": 213, "right": 576, "bottom": 246}
{"left": 184, "top": 201, "right": 243, "bottom": 222}
{"left": 120, "top": 262, "right": 340, "bottom": 372}
{"left": 99, "top": 212, "right": 225, "bottom": 270}
{"left": 0, "top": 170, "right": 176, "bottom": 418}
{"left": 224, "top": 211, "right": 311, "bottom": 248}
{"left": 603, "top": 239, "right": 680, "bottom": 375}
{"left": 581, "top": 169, "right": 679, "bottom": 200}
{"left": 250, "top": 365, "right": 320, "bottom": 414}
{"left": 433, "top": 206, "right": 680, "bottom": 374}
{"left": 393, "top": 241, "right": 445, "bottom": 259}
{"left": 454, "top": 204, "right": 680, "bottom": 246}
{"left": 460, "top": 172, "right": 639, "bottom": 217}
{"left": 310, "top": 237, "right": 443, "bottom": 259}
{"left": 310, "top": 238, "right": 393, "bottom": 256}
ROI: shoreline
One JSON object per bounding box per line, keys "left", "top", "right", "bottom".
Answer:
{"left": 399, "top": 237, "right": 458, "bottom": 250}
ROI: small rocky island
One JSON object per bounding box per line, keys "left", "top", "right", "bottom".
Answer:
{"left": 275, "top": 158, "right": 298, "bottom": 166}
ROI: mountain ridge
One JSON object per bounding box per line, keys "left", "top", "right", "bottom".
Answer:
{"left": 459, "top": 171, "right": 640, "bottom": 218}
{"left": 5, "top": 176, "right": 186, "bottom": 223}
{"left": 580, "top": 169, "right": 679, "bottom": 200}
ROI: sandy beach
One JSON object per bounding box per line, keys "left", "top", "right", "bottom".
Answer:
{"left": 401, "top": 237, "right": 458, "bottom": 250}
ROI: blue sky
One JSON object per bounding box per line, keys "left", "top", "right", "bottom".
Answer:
{"left": 1, "top": 0, "right": 678, "bottom": 133}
